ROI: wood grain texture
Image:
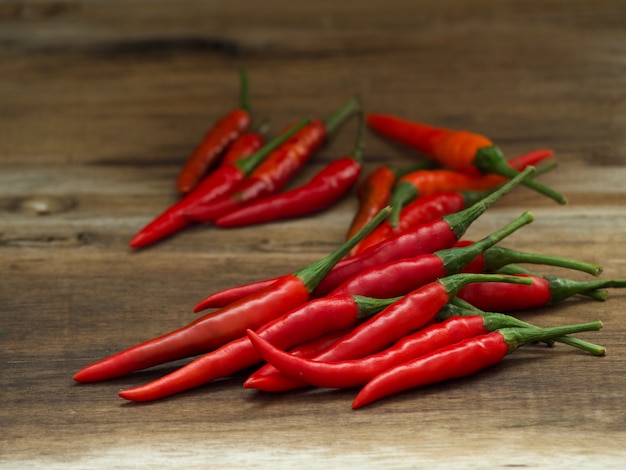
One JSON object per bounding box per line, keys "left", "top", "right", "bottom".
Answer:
{"left": 1, "top": 1, "right": 625, "bottom": 468}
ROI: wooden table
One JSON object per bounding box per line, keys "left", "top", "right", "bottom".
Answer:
{"left": 2, "top": 1, "right": 625, "bottom": 468}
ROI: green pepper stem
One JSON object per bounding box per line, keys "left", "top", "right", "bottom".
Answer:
{"left": 235, "top": 117, "right": 311, "bottom": 176}
{"left": 474, "top": 146, "right": 567, "bottom": 205}
{"left": 440, "top": 273, "right": 533, "bottom": 298}
{"left": 442, "top": 298, "right": 606, "bottom": 355}
{"left": 324, "top": 96, "right": 361, "bottom": 137}
{"left": 353, "top": 294, "right": 403, "bottom": 320}
{"left": 389, "top": 181, "right": 419, "bottom": 227}
{"left": 501, "top": 321, "right": 603, "bottom": 351}
{"left": 444, "top": 166, "right": 535, "bottom": 239}
{"left": 437, "top": 211, "right": 534, "bottom": 275}
{"left": 483, "top": 245, "right": 603, "bottom": 276}
{"left": 295, "top": 207, "right": 391, "bottom": 293}
{"left": 495, "top": 265, "right": 608, "bottom": 301}
{"left": 239, "top": 68, "right": 251, "bottom": 113}
{"left": 351, "top": 111, "right": 366, "bottom": 163}
{"left": 548, "top": 277, "right": 626, "bottom": 303}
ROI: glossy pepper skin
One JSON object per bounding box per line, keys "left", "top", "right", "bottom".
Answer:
{"left": 73, "top": 207, "right": 390, "bottom": 383}
{"left": 246, "top": 313, "right": 514, "bottom": 389}
{"left": 312, "top": 166, "right": 536, "bottom": 297}
{"left": 329, "top": 211, "right": 534, "bottom": 299}
{"left": 367, "top": 112, "right": 567, "bottom": 209}
{"left": 117, "top": 293, "right": 399, "bottom": 402}
{"left": 243, "top": 273, "right": 532, "bottom": 392}
{"left": 186, "top": 97, "right": 361, "bottom": 223}
{"left": 129, "top": 118, "right": 310, "bottom": 249}
{"left": 214, "top": 112, "right": 366, "bottom": 228}
{"left": 220, "top": 131, "right": 265, "bottom": 166}
{"left": 346, "top": 162, "right": 436, "bottom": 255}
{"left": 457, "top": 273, "right": 626, "bottom": 312}
{"left": 355, "top": 149, "right": 554, "bottom": 252}
{"left": 193, "top": 167, "right": 536, "bottom": 311}
{"left": 351, "top": 321, "right": 603, "bottom": 409}
{"left": 176, "top": 69, "right": 252, "bottom": 194}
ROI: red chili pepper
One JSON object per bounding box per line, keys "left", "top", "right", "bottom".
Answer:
{"left": 243, "top": 273, "right": 532, "bottom": 392}
{"left": 245, "top": 309, "right": 541, "bottom": 389}
{"left": 214, "top": 112, "right": 367, "bottom": 228}
{"left": 345, "top": 162, "right": 436, "bottom": 255}
{"left": 351, "top": 320, "right": 603, "bottom": 409}
{"left": 220, "top": 129, "right": 265, "bottom": 166}
{"left": 193, "top": 167, "right": 535, "bottom": 311}
{"left": 367, "top": 112, "right": 567, "bottom": 206}
{"left": 354, "top": 150, "right": 553, "bottom": 253}
{"left": 117, "top": 293, "right": 399, "bottom": 401}
{"left": 176, "top": 69, "right": 252, "bottom": 194}
{"left": 457, "top": 273, "right": 626, "bottom": 312}
{"left": 448, "top": 297, "right": 607, "bottom": 356}
{"left": 493, "top": 264, "right": 607, "bottom": 301}
{"left": 312, "top": 166, "right": 535, "bottom": 297}
{"left": 329, "top": 211, "right": 534, "bottom": 299}
{"left": 73, "top": 207, "right": 390, "bottom": 383}
{"left": 129, "top": 118, "right": 311, "bottom": 249}
{"left": 185, "top": 97, "right": 361, "bottom": 223}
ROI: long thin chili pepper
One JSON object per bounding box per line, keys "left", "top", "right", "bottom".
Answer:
{"left": 447, "top": 297, "right": 607, "bottom": 356}
{"left": 312, "top": 166, "right": 535, "bottom": 297}
{"left": 129, "top": 118, "right": 311, "bottom": 249}
{"left": 73, "top": 206, "right": 390, "bottom": 383}
{"left": 193, "top": 166, "right": 535, "bottom": 311}
{"left": 331, "top": 215, "right": 603, "bottom": 300}
{"left": 354, "top": 150, "right": 554, "bottom": 253}
{"left": 346, "top": 162, "right": 436, "bottom": 256}
{"left": 243, "top": 273, "right": 532, "bottom": 392}
{"left": 329, "top": 211, "right": 535, "bottom": 299}
{"left": 118, "top": 293, "right": 401, "bottom": 401}
{"left": 457, "top": 273, "right": 626, "bottom": 312}
{"left": 185, "top": 97, "right": 361, "bottom": 223}
{"left": 176, "top": 69, "right": 251, "bottom": 194}
{"left": 494, "top": 264, "right": 607, "bottom": 301}
{"left": 367, "top": 112, "right": 567, "bottom": 206}
{"left": 214, "top": 111, "right": 367, "bottom": 228}
{"left": 351, "top": 320, "right": 603, "bottom": 409}
{"left": 220, "top": 128, "right": 265, "bottom": 166}
{"left": 245, "top": 308, "right": 602, "bottom": 390}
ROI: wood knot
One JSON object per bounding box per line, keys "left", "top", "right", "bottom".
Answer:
{"left": 10, "top": 196, "right": 78, "bottom": 216}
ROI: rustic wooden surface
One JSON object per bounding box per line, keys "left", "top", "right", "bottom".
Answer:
{"left": 1, "top": 1, "right": 625, "bottom": 468}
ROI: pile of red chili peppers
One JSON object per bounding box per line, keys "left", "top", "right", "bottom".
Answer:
{"left": 74, "top": 70, "right": 625, "bottom": 409}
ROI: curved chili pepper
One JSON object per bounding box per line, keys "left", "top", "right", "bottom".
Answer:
{"left": 185, "top": 97, "right": 361, "bottom": 223}
{"left": 245, "top": 311, "right": 525, "bottom": 389}
{"left": 329, "top": 211, "right": 535, "bottom": 299}
{"left": 214, "top": 111, "right": 367, "bottom": 228}
{"left": 176, "top": 69, "right": 251, "bottom": 194}
{"left": 118, "top": 293, "right": 400, "bottom": 401}
{"left": 220, "top": 129, "right": 265, "bottom": 166}
{"left": 129, "top": 118, "right": 311, "bottom": 249}
{"left": 346, "top": 162, "right": 436, "bottom": 255}
{"left": 73, "top": 207, "right": 390, "bottom": 383}
{"left": 457, "top": 273, "right": 626, "bottom": 312}
{"left": 352, "top": 320, "right": 603, "bottom": 409}
{"left": 193, "top": 167, "right": 535, "bottom": 311}
{"left": 367, "top": 112, "right": 567, "bottom": 207}
{"left": 243, "top": 273, "right": 532, "bottom": 392}
{"left": 354, "top": 150, "right": 554, "bottom": 253}
{"left": 312, "top": 166, "right": 535, "bottom": 297}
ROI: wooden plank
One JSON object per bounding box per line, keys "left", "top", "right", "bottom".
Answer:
{"left": 1, "top": 0, "right": 625, "bottom": 468}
